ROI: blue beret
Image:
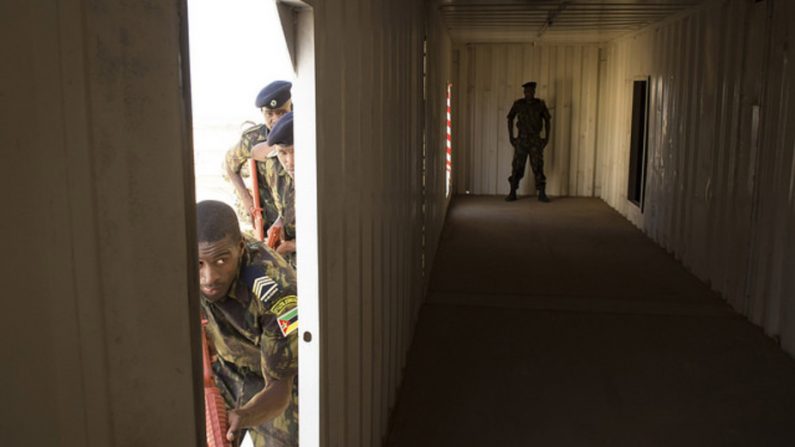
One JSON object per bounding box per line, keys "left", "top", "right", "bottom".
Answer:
{"left": 522, "top": 81, "right": 537, "bottom": 88}
{"left": 255, "top": 80, "right": 292, "bottom": 109}
{"left": 267, "top": 111, "right": 293, "bottom": 146}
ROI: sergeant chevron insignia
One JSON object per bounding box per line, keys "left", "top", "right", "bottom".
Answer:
{"left": 252, "top": 276, "right": 279, "bottom": 304}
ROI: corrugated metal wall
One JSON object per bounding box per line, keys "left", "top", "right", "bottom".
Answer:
{"left": 2, "top": 0, "right": 201, "bottom": 445}
{"left": 424, "top": 4, "right": 454, "bottom": 275}
{"left": 453, "top": 43, "right": 601, "bottom": 196}
{"left": 308, "top": 0, "right": 451, "bottom": 445}
{"left": 596, "top": 0, "right": 795, "bottom": 355}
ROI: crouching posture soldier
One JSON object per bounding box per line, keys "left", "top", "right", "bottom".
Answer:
{"left": 196, "top": 200, "right": 299, "bottom": 446}
{"left": 224, "top": 81, "right": 293, "bottom": 231}
{"left": 264, "top": 112, "right": 296, "bottom": 268}
{"left": 506, "top": 81, "right": 552, "bottom": 202}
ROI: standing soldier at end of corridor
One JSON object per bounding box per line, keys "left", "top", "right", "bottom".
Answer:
{"left": 506, "top": 81, "right": 552, "bottom": 202}
{"left": 224, "top": 80, "right": 293, "bottom": 231}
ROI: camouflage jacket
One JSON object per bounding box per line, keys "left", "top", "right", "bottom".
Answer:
{"left": 507, "top": 97, "right": 551, "bottom": 142}
{"left": 265, "top": 159, "right": 296, "bottom": 268}
{"left": 224, "top": 124, "right": 280, "bottom": 228}
{"left": 200, "top": 241, "right": 298, "bottom": 445}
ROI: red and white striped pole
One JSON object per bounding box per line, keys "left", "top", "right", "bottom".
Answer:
{"left": 446, "top": 83, "right": 452, "bottom": 197}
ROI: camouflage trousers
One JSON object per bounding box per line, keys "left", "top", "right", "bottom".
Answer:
{"left": 508, "top": 141, "right": 546, "bottom": 190}
{"left": 212, "top": 359, "right": 298, "bottom": 447}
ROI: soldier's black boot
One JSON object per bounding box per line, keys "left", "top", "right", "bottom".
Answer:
{"left": 505, "top": 188, "right": 517, "bottom": 201}
{"left": 505, "top": 176, "right": 517, "bottom": 201}
{"left": 537, "top": 186, "right": 550, "bottom": 203}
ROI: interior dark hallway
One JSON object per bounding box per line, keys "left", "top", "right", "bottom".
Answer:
{"left": 386, "top": 196, "right": 795, "bottom": 446}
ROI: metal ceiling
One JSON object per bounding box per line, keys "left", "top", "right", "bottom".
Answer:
{"left": 436, "top": 0, "right": 705, "bottom": 43}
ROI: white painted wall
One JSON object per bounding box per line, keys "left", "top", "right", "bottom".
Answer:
{"left": 453, "top": 43, "right": 601, "bottom": 197}
{"left": 596, "top": 0, "right": 795, "bottom": 355}
{"left": 1, "top": 0, "right": 201, "bottom": 446}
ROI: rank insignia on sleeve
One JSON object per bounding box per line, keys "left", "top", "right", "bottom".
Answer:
{"left": 252, "top": 276, "right": 279, "bottom": 304}
{"left": 277, "top": 307, "right": 298, "bottom": 337}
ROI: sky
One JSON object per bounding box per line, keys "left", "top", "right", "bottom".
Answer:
{"left": 188, "top": 0, "right": 294, "bottom": 126}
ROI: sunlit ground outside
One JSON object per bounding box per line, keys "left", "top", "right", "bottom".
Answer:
{"left": 188, "top": 0, "right": 293, "bottom": 445}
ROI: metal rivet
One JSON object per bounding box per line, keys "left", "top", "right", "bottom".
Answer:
{"left": 303, "top": 331, "right": 312, "bottom": 342}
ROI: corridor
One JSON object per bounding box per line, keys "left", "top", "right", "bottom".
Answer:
{"left": 387, "top": 196, "right": 795, "bottom": 446}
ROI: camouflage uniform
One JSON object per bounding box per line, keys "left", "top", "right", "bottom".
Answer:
{"left": 225, "top": 124, "right": 281, "bottom": 230}
{"left": 201, "top": 241, "right": 299, "bottom": 447}
{"left": 265, "top": 159, "right": 296, "bottom": 269}
{"left": 506, "top": 98, "right": 551, "bottom": 191}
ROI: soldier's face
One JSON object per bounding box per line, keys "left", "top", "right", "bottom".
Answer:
{"left": 524, "top": 86, "right": 536, "bottom": 99}
{"left": 263, "top": 100, "right": 292, "bottom": 130}
{"left": 277, "top": 145, "right": 295, "bottom": 178}
{"left": 198, "top": 235, "right": 245, "bottom": 302}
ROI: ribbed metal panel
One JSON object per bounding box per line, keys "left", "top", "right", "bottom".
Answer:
{"left": 436, "top": 0, "right": 703, "bottom": 43}
{"left": 453, "top": 43, "right": 601, "bottom": 196}
{"left": 309, "top": 0, "right": 450, "bottom": 445}
{"left": 596, "top": 0, "right": 795, "bottom": 355}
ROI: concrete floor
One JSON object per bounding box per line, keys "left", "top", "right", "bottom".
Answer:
{"left": 386, "top": 196, "right": 795, "bottom": 447}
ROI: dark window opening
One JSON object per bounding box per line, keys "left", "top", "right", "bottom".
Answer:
{"left": 627, "top": 78, "right": 649, "bottom": 208}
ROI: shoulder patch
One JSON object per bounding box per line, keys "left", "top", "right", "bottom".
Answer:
{"left": 270, "top": 294, "right": 297, "bottom": 316}
{"left": 242, "top": 122, "right": 264, "bottom": 134}
{"left": 252, "top": 275, "right": 280, "bottom": 304}
{"left": 277, "top": 306, "right": 298, "bottom": 337}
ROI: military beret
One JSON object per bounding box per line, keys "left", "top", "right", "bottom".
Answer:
{"left": 267, "top": 111, "right": 293, "bottom": 146}
{"left": 522, "top": 81, "right": 537, "bottom": 88}
{"left": 255, "top": 80, "right": 292, "bottom": 109}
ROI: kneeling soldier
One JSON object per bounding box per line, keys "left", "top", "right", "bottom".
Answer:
{"left": 196, "top": 200, "right": 298, "bottom": 447}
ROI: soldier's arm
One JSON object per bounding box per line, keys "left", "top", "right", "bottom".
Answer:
{"left": 226, "top": 253, "right": 298, "bottom": 438}
{"left": 542, "top": 102, "right": 552, "bottom": 143}
{"left": 250, "top": 141, "right": 274, "bottom": 161}
{"left": 544, "top": 116, "right": 551, "bottom": 142}
{"left": 507, "top": 102, "right": 517, "bottom": 143}
{"left": 224, "top": 143, "right": 255, "bottom": 217}
{"left": 226, "top": 374, "right": 295, "bottom": 440}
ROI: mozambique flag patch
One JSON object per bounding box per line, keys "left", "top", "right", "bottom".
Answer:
{"left": 277, "top": 307, "right": 298, "bottom": 337}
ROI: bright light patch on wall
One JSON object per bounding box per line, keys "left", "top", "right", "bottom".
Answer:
{"left": 446, "top": 83, "right": 453, "bottom": 197}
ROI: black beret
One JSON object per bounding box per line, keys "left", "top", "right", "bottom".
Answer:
{"left": 255, "top": 80, "right": 292, "bottom": 109}
{"left": 522, "top": 81, "right": 537, "bottom": 88}
{"left": 267, "top": 111, "right": 293, "bottom": 146}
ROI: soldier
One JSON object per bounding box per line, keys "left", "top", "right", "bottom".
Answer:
{"left": 224, "top": 80, "right": 293, "bottom": 231}
{"left": 196, "top": 200, "right": 298, "bottom": 447}
{"left": 506, "top": 81, "right": 552, "bottom": 202}
{"left": 263, "top": 112, "right": 296, "bottom": 268}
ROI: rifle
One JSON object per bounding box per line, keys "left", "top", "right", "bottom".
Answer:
{"left": 201, "top": 320, "right": 233, "bottom": 447}
{"left": 249, "top": 158, "right": 265, "bottom": 241}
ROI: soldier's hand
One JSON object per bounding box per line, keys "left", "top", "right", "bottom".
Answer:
{"left": 227, "top": 409, "right": 242, "bottom": 442}
{"left": 509, "top": 137, "right": 517, "bottom": 147}
{"left": 276, "top": 240, "right": 296, "bottom": 256}
{"left": 241, "top": 193, "right": 255, "bottom": 219}
{"left": 541, "top": 138, "right": 549, "bottom": 149}
{"left": 267, "top": 220, "right": 284, "bottom": 249}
